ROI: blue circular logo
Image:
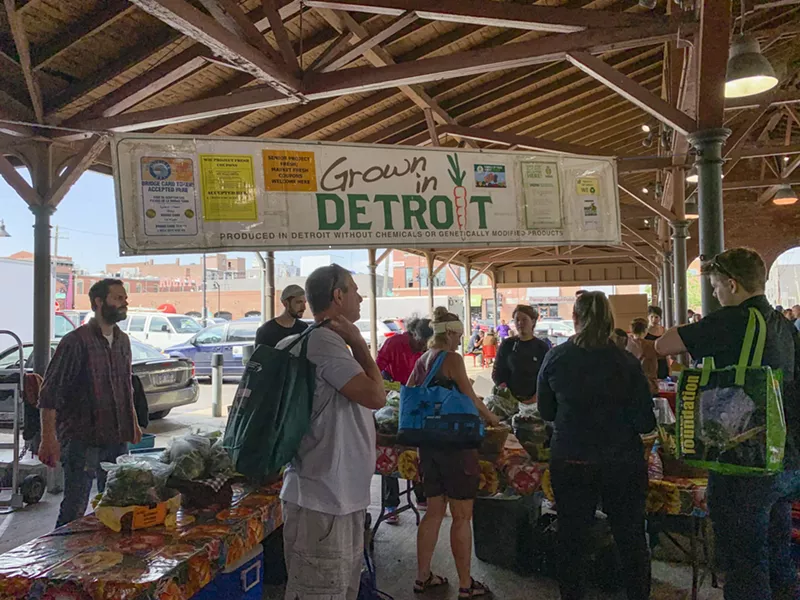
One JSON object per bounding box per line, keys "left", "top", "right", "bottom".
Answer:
{"left": 148, "top": 160, "right": 171, "bottom": 180}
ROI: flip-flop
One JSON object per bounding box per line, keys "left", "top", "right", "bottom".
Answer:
{"left": 413, "top": 572, "right": 448, "bottom": 593}
{"left": 458, "top": 578, "right": 490, "bottom": 598}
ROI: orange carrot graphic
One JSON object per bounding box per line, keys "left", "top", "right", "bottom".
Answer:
{"left": 447, "top": 153, "right": 467, "bottom": 230}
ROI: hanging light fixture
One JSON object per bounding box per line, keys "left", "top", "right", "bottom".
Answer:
{"left": 725, "top": 1, "right": 778, "bottom": 98}
{"left": 641, "top": 124, "right": 652, "bottom": 133}
{"left": 686, "top": 166, "right": 698, "bottom": 183}
{"left": 773, "top": 185, "right": 798, "bottom": 205}
{"left": 685, "top": 200, "right": 700, "bottom": 219}
{"left": 0, "top": 220, "right": 9, "bottom": 238}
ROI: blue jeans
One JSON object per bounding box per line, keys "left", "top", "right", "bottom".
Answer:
{"left": 708, "top": 470, "right": 800, "bottom": 600}
{"left": 56, "top": 440, "right": 126, "bottom": 529}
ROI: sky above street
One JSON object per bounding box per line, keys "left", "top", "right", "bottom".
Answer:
{"left": 1, "top": 168, "right": 799, "bottom": 273}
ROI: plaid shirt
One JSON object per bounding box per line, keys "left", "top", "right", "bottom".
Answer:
{"left": 39, "top": 319, "right": 136, "bottom": 446}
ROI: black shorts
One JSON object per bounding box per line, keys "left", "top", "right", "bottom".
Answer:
{"left": 419, "top": 447, "right": 480, "bottom": 500}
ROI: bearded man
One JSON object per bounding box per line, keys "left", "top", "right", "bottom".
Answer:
{"left": 39, "top": 278, "right": 141, "bottom": 528}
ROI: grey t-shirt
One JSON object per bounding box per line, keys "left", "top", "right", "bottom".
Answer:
{"left": 278, "top": 327, "right": 376, "bottom": 515}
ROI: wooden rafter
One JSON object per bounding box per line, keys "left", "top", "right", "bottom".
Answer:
{"left": 438, "top": 125, "right": 608, "bottom": 156}
{"left": 199, "top": 0, "right": 286, "bottom": 66}
{"left": 304, "top": 0, "right": 668, "bottom": 32}
{"left": 304, "top": 22, "right": 691, "bottom": 98}
{"left": 3, "top": 0, "right": 43, "bottom": 123}
{"left": 129, "top": 0, "right": 301, "bottom": 95}
{"left": 45, "top": 136, "right": 109, "bottom": 207}
{"left": 618, "top": 184, "right": 678, "bottom": 222}
{"left": 0, "top": 153, "right": 43, "bottom": 206}
{"left": 320, "top": 11, "right": 417, "bottom": 72}
{"left": 261, "top": 0, "right": 299, "bottom": 70}
{"left": 695, "top": 0, "right": 731, "bottom": 129}
{"left": 723, "top": 174, "right": 800, "bottom": 190}
{"left": 566, "top": 51, "right": 696, "bottom": 135}
{"left": 315, "top": 8, "right": 477, "bottom": 146}
{"left": 31, "top": 0, "right": 133, "bottom": 70}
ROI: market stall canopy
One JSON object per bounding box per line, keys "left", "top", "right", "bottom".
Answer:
{"left": 1, "top": 0, "right": 799, "bottom": 272}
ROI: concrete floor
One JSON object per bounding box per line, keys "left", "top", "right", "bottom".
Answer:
{"left": 0, "top": 366, "right": 724, "bottom": 599}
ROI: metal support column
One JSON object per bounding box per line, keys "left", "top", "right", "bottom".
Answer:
{"left": 255, "top": 252, "right": 267, "bottom": 321}
{"left": 368, "top": 249, "right": 378, "bottom": 360}
{"left": 688, "top": 128, "right": 731, "bottom": 314}
{"left": 266, "top": 251, "right": 275, "bottom": 320}
{"left": 492, "top": 273, "right": 499, "bottom": 330}
{"left": 426, "top": 252, "right": 435, "bottom": 316}
{"left": 663, "top": 250, "right": 674, "bottom": 328}
{"left": 30, "top": 204, "right": 53, "bottom": 376}
{"left": 464, "top": 261, "right": 472, "bottom": 333}
{"left": 202, "top": 254, "right": 208, "bottom": 324}
{"left": 673, "top": 221, "right": 690, "bottom": 326}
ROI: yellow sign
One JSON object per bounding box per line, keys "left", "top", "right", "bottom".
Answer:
{"left": 199, "top": 154, "right": 258, "bottom": 222}
{"left": 576, "top": 177, "right": 599, "bottom": 196}
{"left": 263, "top": 149, "right": 317, "bottom": 192}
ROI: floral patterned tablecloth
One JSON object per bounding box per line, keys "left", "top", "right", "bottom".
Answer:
{"left": 376, "top": 442, "right": 547, "bottom": 496}
{"left": 0, "top": 482, "right": 282, "bottom": 600}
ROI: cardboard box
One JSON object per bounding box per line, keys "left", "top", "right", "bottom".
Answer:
{"left": 94, "top": 493, "right": 181, "bottom": 532}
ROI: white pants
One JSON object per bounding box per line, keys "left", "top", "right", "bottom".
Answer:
{"left": 282, "top": 501, "right": 365, "bottom": 600}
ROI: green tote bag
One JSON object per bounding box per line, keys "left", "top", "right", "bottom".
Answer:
{"left": 675, "top": 308, "right": 786, "bottom": 475}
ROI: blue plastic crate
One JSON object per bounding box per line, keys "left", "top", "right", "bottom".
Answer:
{"left": 192, "top": 545, "right": 263, "bottom": 600}
{"left": 127, "top": 433, "right": 156, "bottom": 451}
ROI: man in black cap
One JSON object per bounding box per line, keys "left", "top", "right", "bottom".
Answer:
{"left": 255, "top": 284, "right": 309, "bottom": 348}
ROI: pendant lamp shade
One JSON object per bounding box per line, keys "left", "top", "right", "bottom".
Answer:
{"left": 773, "top": 186, "right": 797, "bottom": 206}
{"left": 725, "top": 35, "right": 778, "bottom": 98}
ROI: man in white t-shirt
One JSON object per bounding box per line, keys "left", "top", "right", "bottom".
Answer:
{"left": 277, "top": 264, "right": 386, "bottom": 600}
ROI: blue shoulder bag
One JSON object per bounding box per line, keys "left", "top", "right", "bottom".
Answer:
{"left": 397, "top": 352, "right": 485, "bottom": 448}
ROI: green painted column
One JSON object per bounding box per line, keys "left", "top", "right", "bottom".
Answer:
{"left": 688, "top": 128, "right": 730, "bottom": 314}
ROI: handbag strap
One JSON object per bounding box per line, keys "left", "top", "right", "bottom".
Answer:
{"left": 284, "top": 318, "right": 330, "bottom": 357}
{"left": 700, "top": 308, "right": 767, "bottom": 387}
{"left": 422, "top": 351, "right": 448, "bottom": 388}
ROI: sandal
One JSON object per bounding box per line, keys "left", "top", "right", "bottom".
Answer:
{"left": 458, "top": 578, "right": 490, "bottom": 598}
{"left": 413, "top": 572, "right": 448, "bottom": 593}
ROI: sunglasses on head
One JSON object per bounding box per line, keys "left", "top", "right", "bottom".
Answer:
{"left": 706, "top": 256, "right": 738, "bottom": 283}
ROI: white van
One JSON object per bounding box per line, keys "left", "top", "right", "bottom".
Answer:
{"left": 115, "top": 312, "right": 203, "bottom": 350}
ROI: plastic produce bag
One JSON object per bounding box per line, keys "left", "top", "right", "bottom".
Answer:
{"left": 206, "top": 438, "right": 233, "bottom": 477}
{"left": 98, "top": 458, "right": 173, "bottom": 507}
{"left": 676, "top": 308, "right": 785, "bottom": 475}
{"left": 485, "top": 389, "right": 520, "bottom": 420}
{"left": 374, "top": 405, "right": 399, "bottom": 434}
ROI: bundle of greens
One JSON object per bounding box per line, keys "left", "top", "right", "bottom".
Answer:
{"left": 160, "top": 431, "right": 235, "bottom": 481}
{"left": 374, "top": 405, "right": 399, "bottom": 434}
{"left": 99, "top": 458, "right": 173, "bottom": 507}
{"left": 485, "top": 389, "right": 520, "bottom": 420}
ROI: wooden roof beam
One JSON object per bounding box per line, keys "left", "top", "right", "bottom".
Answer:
{"left": 438, "top": 125, "right": 609, "bottom": 156}
{"left": 304, "top": 21, "right": 693, "bottom": 98}
{"left": 0, "top": 153, "right": 43, "bottom": 206}
{"left": 739, "top": 142, "right": 800, "bottom": 158}
{"left": 321, "top": 11, "right": 417, "bottom": 72}
{"left": 618, "top": 183, "right": 678, "bottom": 222}
{"left": 129, "top": 0, "right": 301, "bottom": 96}
{"left": 725, "top": 91, "right": 800, "bottom": 111}
{"left": 77, "top": 85, "right": 297, "bottom": 131}
{"left": 3, "top": 0, "right": 43, "bottom": 123}
{"left": 723, "top": 174, "right": 800, "bottom": 190}
{"left": 617, "top": 157, "right": 673, "bottom": 173}
{"left": 696, "top": 0, "right": 731, "bottom": 129}
{"left": 262, "top": 0, "right": 300, "bottom": 71}
{"left": 566, "top": 51, "right": 696, "bottom": 136}
{"left": 199, "top": 0, "right": 286, "bottom": 66}
{"left": 31, "top": 0, "right": 133, "bottom": 70}
{"left": 45, "top": 136, "right": 108, "bottom": 207}
{"left": 304, "top": 0, "right": 668, "bottom": 32}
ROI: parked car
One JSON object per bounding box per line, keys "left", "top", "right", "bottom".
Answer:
{"left": 355, "top": 319, "right": 401, "bottom": 350}
{"left": 115, "top": 311, "right": 204, "bottom": 350}
{"left": 0, "top": 338, "right": 199, "bottom": 421}
{"left": 54, "top": 312, "right": 77, "bottom": 338}
{"left": 535, "top": 319, "right": 575, "bottom": 346}
{"left": 166, "top": 317, "right": 262, "bottom": 378}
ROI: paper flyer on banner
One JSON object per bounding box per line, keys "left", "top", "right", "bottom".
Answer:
{"left": 112, "top": 135, "right": 621, "bottom": 254}
{"left": 520, "top": 161, "right": 562, "bottom": 228}
{"left": 577, "top": 177, "right": 601, "bottom": 230}
{"left": 199, "top": 154, "right": 258, "bottom": 221}
{"left": 139, "top": 157, "right": 198, "bottom": 237}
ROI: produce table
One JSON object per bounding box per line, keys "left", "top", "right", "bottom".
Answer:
{"left": 0, "top": 482, "right": 282, "bottom": 600}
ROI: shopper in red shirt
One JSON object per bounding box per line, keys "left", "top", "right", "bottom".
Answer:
{"left": 376, "top": 317, "right": 433, "bottom": 523}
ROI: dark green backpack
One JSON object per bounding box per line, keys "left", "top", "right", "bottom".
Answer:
{"left": 223, "top": 323, "right": 322, "bottom": 482}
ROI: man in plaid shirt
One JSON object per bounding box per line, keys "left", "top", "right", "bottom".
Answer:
{"left": 39, "top": 279, "right": 142, "bottom": 528}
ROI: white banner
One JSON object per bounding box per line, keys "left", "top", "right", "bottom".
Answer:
{"left": 112, "top": 134, "right": 621, "bottom": 255}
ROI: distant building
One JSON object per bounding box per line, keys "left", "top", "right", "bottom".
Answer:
{"left": 105, "top": 254, "right": 246, "bottom": 284}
